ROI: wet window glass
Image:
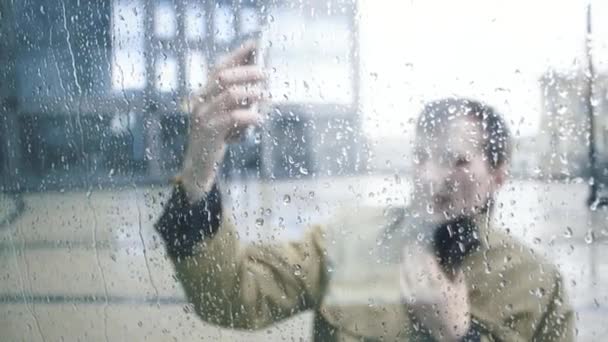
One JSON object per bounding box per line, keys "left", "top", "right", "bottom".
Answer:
{"left": 0, "top": 0, "right": 606, "bottom": 340}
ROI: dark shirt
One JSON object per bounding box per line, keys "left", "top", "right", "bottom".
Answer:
{"left": 154, "top": 182, "right": 222, "bottom": 259}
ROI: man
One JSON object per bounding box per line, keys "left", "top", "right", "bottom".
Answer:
{"left": 155, "top": 42, "right": 574, "bottom": 341}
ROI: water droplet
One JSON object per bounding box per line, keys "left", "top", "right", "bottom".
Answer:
{"left": 448, "top": 105, "right": 457, "bottom": 114}
{"left": 255, "top": 218, "right": 264, "bottom": 227}
{"left": 426, "top": 204, "right": 434, "bottom": 214}
{"left": 254, "top": 131, "right": 262, "bottom": 144}
{"left": 531, "top": 287, "right": 546, "bottom": 298}
{"left": 283, "top": 194, "right": 291, "bottom": 204}
{"left": 308, "top": 191, "right": 315, "bottom": 198}
{"left": 299, "top": 166, "right": 309, "bottom": 175}
{"left": 138, "top": 321, "right": 143, "bottom": 327}
{"left": 563, "top": 226, "right": 573, "bottom": 238}
{"left": 584, "top": 230, "right": 595, "bottom": 244}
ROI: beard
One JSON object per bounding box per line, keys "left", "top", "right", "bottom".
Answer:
{"left": 377, "top": 198, "right": 490, "bottom": 269}
{"left": 431, "top": 215, "right": 481, "bottom": 278}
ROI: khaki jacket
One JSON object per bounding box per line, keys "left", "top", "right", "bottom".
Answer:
{"left": 170, "top": 206, "right": 574, "bottom": 341}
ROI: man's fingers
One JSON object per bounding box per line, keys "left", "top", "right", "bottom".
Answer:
{"left": 202, "top": 65, "right": 266, "bottom": 99}
{"left": 211, "top": 85, "right": 265, "bottom": 112}
{"left": 189, "top": 40, "right": 261, "bottom": 103}
{"left": 215, "top": 40, "right": 258, "bottom": 69}
{"left": 231, "top": 108, "right": 261, "bottom": 127}
{"left": 218, "top": 65, "right": 266, "bottom": 86}
{"left": 224, "top": 109, "right": 261, "bottom": 141}
{"left": 189, "top": 85, "right": 263, "bottom": 142}
{"left": 401, "top": 247, "right": 449, "bottom": 303}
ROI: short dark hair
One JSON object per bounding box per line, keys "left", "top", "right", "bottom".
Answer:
{"left": 416, "top": 98, "right": 512, "bottom": 169}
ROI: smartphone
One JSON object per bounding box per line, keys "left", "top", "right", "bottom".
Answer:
{"left": 229, "top": 30, "right": 269, "bottom": 143}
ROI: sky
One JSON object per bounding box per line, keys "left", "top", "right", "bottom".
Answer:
{"left": 358, "top": 0, "right": 591, "bottom": 141}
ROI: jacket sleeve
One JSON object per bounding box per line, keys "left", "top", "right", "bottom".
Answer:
{"left": 466, "top": 248, "right": 574, "bottom": 342}
{"left": 155, "top": 182, "right": 223, "bottom": 259}
{"left": 155, "top": 184, "right": 328, "bottom": 330}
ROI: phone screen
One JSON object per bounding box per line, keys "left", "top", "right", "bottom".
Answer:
{"left": 229, "top": 30, "right": 269, "bottom": 143}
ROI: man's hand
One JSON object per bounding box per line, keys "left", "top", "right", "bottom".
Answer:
{"left": 400, "top": 246, "right": 471, "bottom": 341}
{"left": 181, "top": 41, "right": 267, "bottom": 202}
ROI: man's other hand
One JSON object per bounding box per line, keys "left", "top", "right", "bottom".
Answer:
{"left": 400, "top": 246, "right": 471, "bottom": 341}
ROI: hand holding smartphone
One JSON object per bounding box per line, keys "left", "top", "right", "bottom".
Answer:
{"left": 231, "top": 30, "right": 267, "bottom": 69}
{"left": 229, "top": 30, "right": 269, "bottom": 143}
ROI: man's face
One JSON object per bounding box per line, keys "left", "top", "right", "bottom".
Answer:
{"left": 412, "top": 116, "right": 504, "bottom": 223}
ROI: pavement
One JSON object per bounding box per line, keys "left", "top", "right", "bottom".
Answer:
{"left": 1, "top": 176, "right": 607, "bottom": 341}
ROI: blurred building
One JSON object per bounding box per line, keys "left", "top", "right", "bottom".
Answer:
{"left": 509, "top": 135, "right": 541, "bottom": 178}
{"left": 538, "top": 70, "right": 591, "bottom": 178}
{"left": 0, "top": 0, "right": 363, "bottom": 193}
{"left": 590, "top": 74, "right": 608, "bottom": 193}
{"left": 590, "top": 75, "right": 608, "bottom": 158}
